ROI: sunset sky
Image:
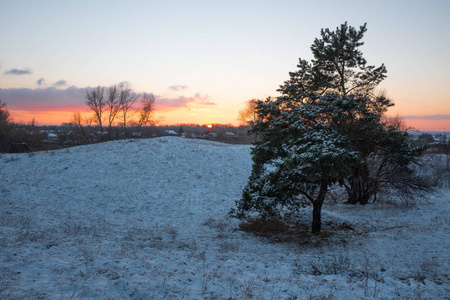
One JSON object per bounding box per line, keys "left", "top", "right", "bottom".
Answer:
{"left": 1, "top": 0, "right": 449, "bottom": 130}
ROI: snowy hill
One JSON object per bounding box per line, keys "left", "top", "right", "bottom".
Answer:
{"left": 0, "top": 137, "right": 449, "bottom": 299}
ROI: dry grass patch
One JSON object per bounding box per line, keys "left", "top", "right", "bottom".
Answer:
{"left": 239, "top": 217, "right": 354, "bottom": 245}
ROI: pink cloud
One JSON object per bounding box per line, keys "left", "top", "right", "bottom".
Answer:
{"left": 155, "top": 93, "right": 217, "bottom": 110}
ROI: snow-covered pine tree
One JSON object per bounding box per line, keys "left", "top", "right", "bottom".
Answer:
{"left": 233, "top": 95, "right": 364, "bottom": 233}
{"left": 231, "top": 22, "right": 425, "bottom": 233}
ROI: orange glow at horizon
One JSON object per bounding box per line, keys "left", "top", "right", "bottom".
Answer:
{"left": 8, "top": 108, "right": 240, "bottom": 127}
{"left": 8, "top": 108, "right": 450, "bottom": 131}
{"left": 9, "top": 110, "right": 86, "bottom": 125}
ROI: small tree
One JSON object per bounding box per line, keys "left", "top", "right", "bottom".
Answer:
{"left": 345, "top": 117, "right": 427, "bottom": 204}
{"left": 138, "top": 93, "right": 155, "bottom": 127}
{"left": 237, "top": 99, "right": 259, "bottom": 126}
{"left": 238, "top": 99, "right": 260, "bottom": 141}
{"left": 72, "top": 112, "right": 92, "bottom": 144}
{"left": 85, "top": 86, "right": 105, "bottom": 133}
{"left": 0, "top": 100, "right": 11, "bottom": 124}
{"left": 0, "top": 99, "right": 12, "bottom": 152}
{"left": 138, "top": 93, "right": 155, "bottom": 138}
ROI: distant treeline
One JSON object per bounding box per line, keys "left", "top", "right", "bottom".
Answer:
{"left": 0, "top": 122, "right": 257, "bottom": 153}
{"left": 3, "top": 121, "right": 450, "bottom": 155}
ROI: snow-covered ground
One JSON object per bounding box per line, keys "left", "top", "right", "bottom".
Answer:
{"left": 0, "top": 137, "right": 448, "bottom": 299}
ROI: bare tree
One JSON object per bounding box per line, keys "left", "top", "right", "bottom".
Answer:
{"left": 139, "top": 93, "right": 155, "bottom": 127}
{"left": 72, "top": 112, "right": 92, "bottom": 144}
{"left": 118, "top": 83, "right": 138, "bottom": 137}
{"left": 0, "top": 99, "right": 12, "bottom": 152}
{"left": 237, "top": 99, "right": 259, "bottom": 126}
{"left": 106, "top": 85, "right": 120, "bottom": 139}
{"left": 238, "top": 99, "right": 260, "bottom": 141}
{"left": 85, "top": 86, "right": 105, "bottom": 133}
{"left": 0, "top": 99, "right": 11, "bottom": 124}
{"left": 138, "top": 93, "right": 156, "bottom": 138}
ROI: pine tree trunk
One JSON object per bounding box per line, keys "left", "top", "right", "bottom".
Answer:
{"left": 311, "top": 200, "right": 323, "bottom": 234}
{"left": 311, "top": 180, "right": 328, "bottom": 234}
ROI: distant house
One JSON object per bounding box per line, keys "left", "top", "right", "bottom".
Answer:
{"left": 42, "top": 130, "right": 58, "bottom": 142}
{"left": 165, "top": 130, "right": 178, "bottom": 136}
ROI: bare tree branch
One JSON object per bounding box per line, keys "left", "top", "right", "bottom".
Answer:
{"left": 106, "top": 85, "right": 120, "bottom": 139}
{"left": 85, "top": 86, "right": 105, "bottom": 133}
{"left": 118, "top": 83, "right": 138, "bottom": 137}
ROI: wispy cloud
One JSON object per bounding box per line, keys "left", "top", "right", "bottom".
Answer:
{"left": 168, "top": 85, "right": 188, "bottom": 91}
{"left": 37, "top": 78, "right": 46, "bottom": 86}
{"left": 53, "top": 80, "right": 68, "bottom": 87}
{"left": 155, "top": 93, "right": 217, "bottom": 110}
{"left": 4, "top": 68, "right": 32, "bottom": 75}
{"left": 402, "top": 115, "right": 450, "bottom": 120}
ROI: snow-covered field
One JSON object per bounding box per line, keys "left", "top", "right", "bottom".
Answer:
{"left": 0, "top": 137, "right": 449, "bottom": 299}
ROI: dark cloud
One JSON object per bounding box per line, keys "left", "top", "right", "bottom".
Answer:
{"left": 402, "top": 115, "right": 450, "bottom": 120}
{"left": 168, "top": 85, "right": 188, "bottom": 91}
{"left": 4, "top": 68, "right": 32, "bottom": 75}
{"left": 0, "top": 86, "right": 90, "bottom": 111}
{"left": 37, "top": 78, "right": 46, "bottom": 86}
{"left": 53, "top": 80, "right": 68, "bottom": 87}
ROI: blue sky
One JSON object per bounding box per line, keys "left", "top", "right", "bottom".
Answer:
{"left": 1, "top": 0, "right": 449, "bottom": 128}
